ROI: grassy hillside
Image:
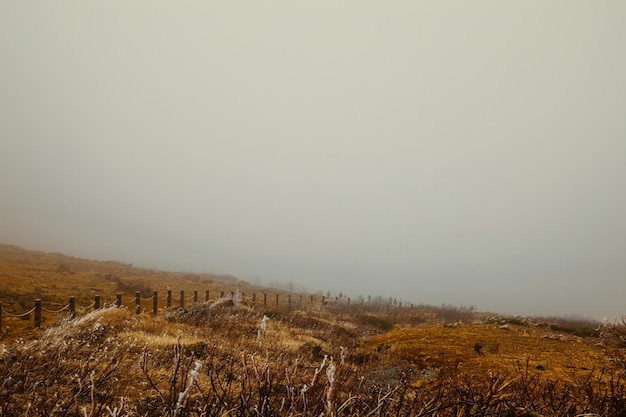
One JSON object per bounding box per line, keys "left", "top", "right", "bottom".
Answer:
{"left": 1, "top": 244, "right": 625, "bottom": 416}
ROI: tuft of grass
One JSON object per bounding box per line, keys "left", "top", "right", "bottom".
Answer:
{"left": 356, "top": 314, "right": 394, "bottom": 331}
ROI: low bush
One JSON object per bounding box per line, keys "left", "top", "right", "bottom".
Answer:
{"left": 1, "top": 305, "right": 625, "bottom": 416}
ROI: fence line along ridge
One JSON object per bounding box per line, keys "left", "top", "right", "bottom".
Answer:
{"left": 0, "top": 289, "right": 378, "bottom": 332}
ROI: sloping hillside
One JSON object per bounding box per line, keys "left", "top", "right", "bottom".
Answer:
{"left": 1, "top": 244, "right": 625, "bottom": 416}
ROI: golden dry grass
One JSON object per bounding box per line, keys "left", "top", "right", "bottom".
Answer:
{"left": 0, "top": 244, "right": 276, "bottom": 336}
{"left": 2, "top": 243, "right": 626, "bottom": 416}
{"left": 361, "top": 323, "right": 618, "bottom": 386}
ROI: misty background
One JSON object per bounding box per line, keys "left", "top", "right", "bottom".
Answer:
{"left": 1, "top": 2, "right": 625, "bottom": 320}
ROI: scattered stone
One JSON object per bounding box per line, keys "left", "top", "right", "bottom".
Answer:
{"left": 541, "top": 333, "right": 577, "bottom": 341}
{"left": 475, "top": 341, "right": 499, "bottom": 355}
{"left": 56, "top": 263, "right": 74, "bottom": 274}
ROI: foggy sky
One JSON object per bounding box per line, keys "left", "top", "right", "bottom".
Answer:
{"left": 1, "top": 1, "right": 625, "bottom": 320}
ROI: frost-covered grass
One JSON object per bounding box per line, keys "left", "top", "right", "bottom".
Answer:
{"left": 0, "top": 300, "right": 625, "bottom": 416}
{"left": 4, "top": 245, "right": 624, "bottom": 415}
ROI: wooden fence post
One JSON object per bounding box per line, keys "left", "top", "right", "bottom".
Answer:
{"left": 263, "top": 293, "right": 267, "bottom": 306}
{"left": 152, "top": 290, "right": 158, "bottom": 315}
{"left": 276, "top": 294, "right": 279, "bottom": 306}
{"left": 95, "top": 295, "right": 101, "bottom": 310}
{"left": 69, "top": 296, "right": 76, "bottom": 317}
{"left": 299, "top": 295, "right": 302, "bottom": 304}
{"left": 252, "top": 293, "right": 256, "bottom": 304}
{"left": 116, "top": 293, "right": 122, "bottom": 308}
{"left": 135, "top": 291, "right": 141, "bottom": 314}
{"left": 220, "top": 291, "right": 224, "bottom": 299}
{"left": 167, "top": 290, "right": 172, "bottom": 308}
{"left": 180, "top": 290, "right": 185, "bottom": 308}
{"left": 288, "top": 295, "right": 291, "bottom": 306}
{"left": 310, "top": 294, "right": 314, "bottom": 303}
{"left": 34, "top": 299, "right": 42, "bottom": 328}
{"left": 194, "top": 290, "right": 198, "bottom": 304}
{"left": 205, "top": 290, "right": 209, "bottom": 302}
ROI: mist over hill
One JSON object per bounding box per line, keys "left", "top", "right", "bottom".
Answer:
{"left": 2, "top": 1, "right": 625, "bottom": 322}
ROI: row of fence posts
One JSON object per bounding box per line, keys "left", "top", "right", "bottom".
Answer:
{"left": 0, "top": 291, "right": 342, "bottom": 332}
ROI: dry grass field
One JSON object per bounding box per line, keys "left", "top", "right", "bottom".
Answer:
{"left": 1, "top": 243, "right": 626, "bottom": 416}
